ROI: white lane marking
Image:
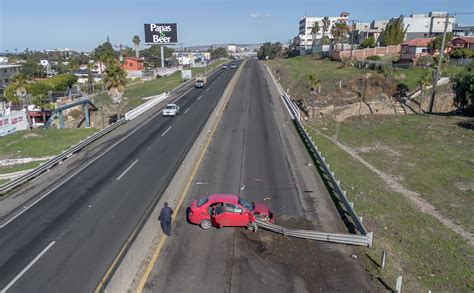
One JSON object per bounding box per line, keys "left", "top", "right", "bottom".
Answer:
{"left": 240, "top": 185, "right": 246, "bottom": 191}
{"left": 0, "top": 120, "right": 148, "bottom": 229}
{"left": 161, "top": 126, "right": 172, "bottom": 137}
{"left": 172, "top": 87, "right": 193, "bottom": 104}
{"left": 0, "top": 84, "right": 194, "bottom": 229}
{"left": 184, "top": 108, "right": 190, "bottom": 114}
{"left": 116, "top": 159, "right": 139, "bottom": 181}
{"left": 197, "top": 95, "right": 202, "bottom": 101}
{"left": 1, "top": 241, "right": 56, "bottom": 293}
{"left": 206, "top": 88, "right": 210, "bottom": 91}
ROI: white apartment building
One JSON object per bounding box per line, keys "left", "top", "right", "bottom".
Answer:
{"left": 404, "top": 12, "right": 455, "bottom": 40}
{"left": 0, "top": 64, "right": 22, "bottom": 98}
{"left": 296, "top": 12, "right": 350, "bottom": 50}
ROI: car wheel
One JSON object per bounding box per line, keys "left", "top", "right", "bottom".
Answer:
{"left": 200, "top": 219, "right": 212, "bottom": 230}
{"left": 247, "top": 222, "right": 258, "bottom": 233}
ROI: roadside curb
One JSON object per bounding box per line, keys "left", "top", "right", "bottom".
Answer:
{"left": 103, "top": 60, "right": 246, "bottom": 293}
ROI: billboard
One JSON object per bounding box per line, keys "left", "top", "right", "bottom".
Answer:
{"left": 144, "top": 23, "right": 178, "bottom": 44}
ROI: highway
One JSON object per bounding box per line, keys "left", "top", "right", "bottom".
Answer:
{"left": 0, "top": 62, "right": 239, "bottom": 292}
{"left": 143, "top": 60, "right": 374, "bottom": 292}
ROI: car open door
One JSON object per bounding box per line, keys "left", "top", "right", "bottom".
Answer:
{"left": 224, "top": 203, "right": 250, "bottom": 227}
{"left": 212, "top": 204, "right": 228, "bottom": 227}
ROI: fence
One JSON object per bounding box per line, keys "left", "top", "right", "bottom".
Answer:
{"left": 330, "top": 45, "right": 400, "bottom": 61}
{"left": 266, "top": 64, "right": 373, "bottom": 247}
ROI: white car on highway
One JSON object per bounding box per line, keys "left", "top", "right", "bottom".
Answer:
{"left": 162, "top": 104, "right": 180, "bottom": 117}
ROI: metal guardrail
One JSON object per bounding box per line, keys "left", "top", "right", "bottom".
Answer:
{"left": 0, "top": 119, "right": 126, "bottom": 194}
{"left": 265, "top": 64, "right": 373, "bottom": 247}
{"left": 256, "top": 219, "right": 373, "bottom": 247}
{"left": 124, "top": 93, "right": 168, "bottom": 120}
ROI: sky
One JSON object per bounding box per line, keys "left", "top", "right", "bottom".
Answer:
{"left": 1, "top": 0, "right": 473, "bottom": 52}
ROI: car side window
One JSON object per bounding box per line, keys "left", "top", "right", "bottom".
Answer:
{"left": 225, "top": 203, "right": 243, "bottom": 213}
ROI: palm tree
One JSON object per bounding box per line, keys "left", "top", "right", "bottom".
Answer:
{"left": 417, "top": 71, "right": 432, "bottom": 113}
{"left": 104, "top": 61, "right": 127, "bottom": 120}
{"left": 308, "top": 74, "right": 321, "bottom": 119}
{"left": 10, "top": 74, "right": 32, "bottom": 127}
{"left": 321, "top": 16, "right": 331, "bottom": 47}
{"left": 311, "top": 22, "right": 320, "bottom": 53}
{"left": 132, "top": 35, "right": 141, "bottom": 59}
{"left": 331, "top": 22, "right": 350, "bottom": 49}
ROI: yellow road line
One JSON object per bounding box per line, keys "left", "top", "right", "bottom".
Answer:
{"left": 136, "top": 60, "right": 247, "bottom": 293}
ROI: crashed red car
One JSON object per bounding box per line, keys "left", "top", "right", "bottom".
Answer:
{"left": 188, "top": 194, "right": 274, "bottom": 230}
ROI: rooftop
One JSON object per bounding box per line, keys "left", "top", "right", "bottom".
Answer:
{"left": 454, "top": 36, "right": 474, "bottom": 44}
{"left": 402, "top": 38, "right": 434, "bottom": 47}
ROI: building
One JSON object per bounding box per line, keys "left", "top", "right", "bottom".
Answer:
{"left": 453, "top": 24, "right": 474, "bottom": 37}
{"left": 403, "top": 12, "right": 455, "bottom": 40}
{"left": 400, "top": 38, "right": 434, "bottom": 62}
{"left": 351, "top": 21, "right": 389, "bottom": 45}
{"left": 0, "top": 64, "right": 23, "bottom": 98}
{"left": 227, "top": 45, "right": 237, "bottom": 53}
{"left": 296, "top": 12, "right": 350, "bottom": 52}
{"left": 451, "top": 37, "right": 474, "bottom": 49}
{"left": 122, "top": 57, "right": 144, "bottom": 71}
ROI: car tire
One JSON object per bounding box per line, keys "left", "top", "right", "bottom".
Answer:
{"left": 247, "top": 222, "right": 258, "bottom": 233}
{"left": 200, "top": 219, "right": 212, "bottom": 230}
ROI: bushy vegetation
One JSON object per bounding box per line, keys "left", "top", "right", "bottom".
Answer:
{"left": 358, "top": 36, "right": 376, "bottom": 49}
{"left": 451, "top": 47, "right": 474, "bottom": 59}
{"left": 257, "top": 42, "right": 282, "bottom": 60}
{"left": 451, "top": 61, "right": 474, "bottom": 110}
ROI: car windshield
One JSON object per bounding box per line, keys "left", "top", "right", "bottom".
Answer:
{"left": 238, "top": 196, "right": 254, "bottom": 211}
{"left": 165, "top": 105, "right": 175, "bottom": 109}
{"left": 197, "top": 196, "right": 208, "bottom": 207}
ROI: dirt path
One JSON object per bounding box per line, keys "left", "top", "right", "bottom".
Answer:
{"left": 306, "top": 124, "right": 474, "bottom": 246}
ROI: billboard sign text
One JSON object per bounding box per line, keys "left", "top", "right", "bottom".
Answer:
{"left": 144, "top": 23, "right": 178, "bottom": 44}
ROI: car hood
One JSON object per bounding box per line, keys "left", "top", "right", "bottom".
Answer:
{"left": 253, "top": 202, "right": 270, "bottom": 215}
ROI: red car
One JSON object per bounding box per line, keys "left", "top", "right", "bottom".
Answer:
{"left": 188, "top": 194, "right": 274, "bottom": 230}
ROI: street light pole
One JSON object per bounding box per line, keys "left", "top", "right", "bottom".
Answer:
{"left": 428, "top": 13, "right": 450, "bottom": 113}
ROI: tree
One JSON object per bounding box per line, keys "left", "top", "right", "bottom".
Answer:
{"left": 20, "top": 60, "right": 45, "bottom": 78}
{"left": 381, "top": 16, "right": 407, "bottom": 46}
{"left": 430, "top": 32, "right": 453, "bottom": 51}
{"left": 331, "top": 22, "right": 350, "bottom": 47}
{"left": 7, "top": 74, "right": 32, "bottom": 127}
{"left": 359, "top": 36, "right": 376, "bottom": 49}
{"left": 132, "top": 35, "right": 141, "bottom": 58}
{"left": 308, "top": 74, "right": 321, "bottom": 118}
{"left": 208, "top": 47, "right": 228, "bottom": 59}
{"left": 311, "top": 22, "right": 320, "bottom": 52}
{"left": 451, "top": 62, "right": 474, "bottom": 110}
{"left": 417, "top": 71, "right": 432, "bottom": 112}
{"left": 257, "top": 42, "right": 282, "bottom": 60}
{"left": 451, "top": 47, "right": 474, "bottom": 59}
{"left": 93, "top": 42, "right": 117, "bottom": 72}
{"left": 103, "top": 60, "right": 127, "bottom": 119}
{"left": 321, "top": 16, "right": 331, "bottom": 45}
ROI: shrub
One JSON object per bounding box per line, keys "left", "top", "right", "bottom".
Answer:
{"left": 359, "top": 37, "right": 376, "bottom": 49}
{"left": 451, "top": 47, "right": 474, "bottom": 59}
{"left": 366, "top": 55, "right": 382, "bottom": 61}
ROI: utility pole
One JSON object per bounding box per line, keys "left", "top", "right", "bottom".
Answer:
{"left": 161, "top": 45, "right": 165, "bottom": 68}
{"left": 350, "top": 20, "right": 356, "bottom": 59}
{"left": 428, "top": 13, "right": 450, "bottom": 113}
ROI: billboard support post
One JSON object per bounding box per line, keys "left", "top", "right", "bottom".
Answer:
{"left": 161, "top": 45, "right": 164, "bottom": 68}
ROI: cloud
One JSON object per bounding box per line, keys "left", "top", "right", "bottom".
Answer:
{"left": 250, "top": 12, "right": 271, "bottom": 18}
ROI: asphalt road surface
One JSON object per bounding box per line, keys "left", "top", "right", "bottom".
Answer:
{"left": 143, "top": 60, "right": 374, "bottom": 292}
{"left": 0, "top": 62, "right": 239, "bottom": 292}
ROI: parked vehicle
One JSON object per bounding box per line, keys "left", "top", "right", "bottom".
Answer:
{"left": 195, "top": 76, "right": 207, "bottom": 88}
{"left": 162, "top": 104, "right": 180, "bottom": 117}
{"left": 188, "top": 194, "right": 274, "bottom": 230}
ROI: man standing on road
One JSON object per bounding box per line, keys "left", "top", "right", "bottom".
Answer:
{"left": 159, "top": 202, "right": 173, "bottom": 236}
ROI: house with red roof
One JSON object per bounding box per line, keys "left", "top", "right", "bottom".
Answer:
{"left": 122, "top": 57, "right": 144, "bottom": 71}
{"left": 451, "top": 37, "right": 474, "bottom": 49}
{"left": 400, "top": 38, "right": 434, "bottom": 63}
